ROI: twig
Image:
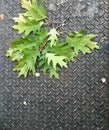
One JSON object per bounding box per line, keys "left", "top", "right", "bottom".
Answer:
{"left": 45, "top": 17, "right": 69, "bottom": 26}
{"left": 39, "top": 37, "right": 49, "bottom": 52}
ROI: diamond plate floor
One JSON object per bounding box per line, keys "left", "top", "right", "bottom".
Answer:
{"left": 0, "top": 0, "right": 109, "bottom": 130}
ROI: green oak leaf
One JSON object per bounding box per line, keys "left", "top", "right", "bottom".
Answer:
{"left": 6, "top": 29, "right": 48, "bottom": 77}
{"left": 45, "top": 53, "right": 67, "bottom": 69}
{"left": 51, "top": 42, "right": 77, "bottom": 61}
{"left": 13, "top": 14, "right": 43, "bottom": 35}
{"left": 6, "top": 0, "right": 99, "bottom": 79}
{"left": 6, "top": 36, "right": 40, "bottom": 77}
{"left": 66, "top": 31, "right": 99, "bottom": 54}
{"left": 49, "top": 67, "right": 59, "bottom": 79}
{"left": 13, "top": 48, "right": 39, "bottom": 77}
{"left": 39, "top": 55, "right": 60, "bottom": 79}
{"left": 47, "top": 28, "right": 59, "bottom": 47}
{"left": 6, "top": 49, "right": 24, "bottom": 61}
{"left": 21, "top": 0, "right": 46, "bottom": 21}
{"left": 44, "top": 64, "right": 60, "bottom": 79}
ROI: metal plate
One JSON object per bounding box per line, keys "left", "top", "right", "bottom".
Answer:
{"left": 0, "top": 0, "right": 109, "bottom": 129}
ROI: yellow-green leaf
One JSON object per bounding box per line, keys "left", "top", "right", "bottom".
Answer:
{"left": 46, "top": 53, "right": 67, "bottom": 69}
{"left": 66, "top": 31, "right": 99, "bottom": 54}
{"left": 21, "top": 0, "right": 46, "bottom": 21}
{"left": 13, "top": 14, "right": 43, "bottom": 35}
{"left": 47, "top": 28, "right": 59, "bottom": 47}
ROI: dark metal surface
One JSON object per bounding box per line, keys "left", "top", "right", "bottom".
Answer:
{"left": 0, "top": 0, "right": 109, "bottom": 130}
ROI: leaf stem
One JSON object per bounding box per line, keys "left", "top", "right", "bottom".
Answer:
{"left": 39, "top": 37, "right": 49, "bottom": 52}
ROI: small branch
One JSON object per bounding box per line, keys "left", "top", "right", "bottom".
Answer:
{"left": 39, "top": 37, "right": 49, "bottom": 52}
{"left": 44, "top": 19, "right": 53, "bottom": 26}
{"left": 45, "top": 17, "right": 69, "bottom": 26}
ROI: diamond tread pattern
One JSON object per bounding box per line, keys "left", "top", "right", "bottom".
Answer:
{"left": 0, "top": 0, "right": 109, "bottom": 130}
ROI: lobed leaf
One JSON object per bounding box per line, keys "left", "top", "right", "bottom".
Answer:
{"left": 6, "top": 29, "right": 48, "bottom": 77}
{"left": 66, "top": 31, "right": 99, "bottom": 54}
{"left": 45, "top": 53, "right": 67, "bottom": 69}
{"left": 6, "top": 0, "right": 99, "bottom": 79}
{"left": 47, "top": 28, "right": 60, "bottom": 47}
{"left": 13, "top": 49, "right": 39, "bottom": 77}
{"left": 13, "top": 14, "right": 43, "bottom": 35}
{"left": 21, "top": 0, "right": 46, "bottom": 21}
{"left": 51, "top": 42, "right": 77, "bottom": 62}
{"left": 39, "top": 55, "right": 60, "bottom": 79}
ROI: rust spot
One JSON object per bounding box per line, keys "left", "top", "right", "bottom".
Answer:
{"left": 0, "top": 13, "right": 4, "bottom": 20}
